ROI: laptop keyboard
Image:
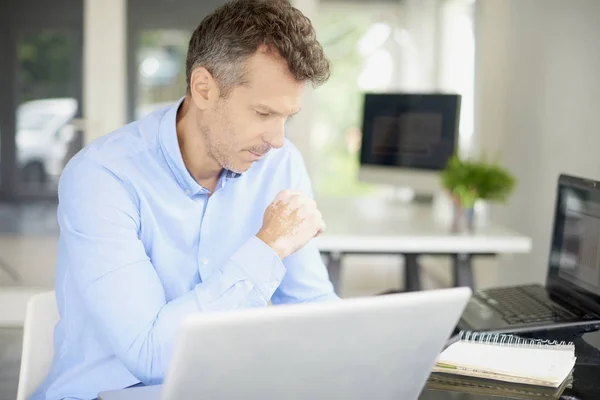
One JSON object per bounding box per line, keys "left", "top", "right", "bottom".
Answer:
{"left": 474, "top": 285, "right": 577, "bottom": 325}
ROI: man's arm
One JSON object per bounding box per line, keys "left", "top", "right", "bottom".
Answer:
{"left": 270, "top": 144, "right": 340, "bottom": 304}
{"left": 59, "top": 156, "right": 285, "bottom": 385}
{"left": 272, "top": 240, "right": 339, "bottom": 303}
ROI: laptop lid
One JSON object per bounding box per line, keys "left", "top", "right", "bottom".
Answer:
{"left": 547, "top": 174, "right": 600, "bottom": 313}
{"left": 161, "top": 287, "right": 471, "bottom": 400}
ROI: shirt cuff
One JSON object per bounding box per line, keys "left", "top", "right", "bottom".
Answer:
{"left": 228, "top": 236, "right": 286, "bottom": 300}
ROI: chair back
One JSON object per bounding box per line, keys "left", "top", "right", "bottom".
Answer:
{"left": 16, "top": 291, "right": 58, "bottom": 400}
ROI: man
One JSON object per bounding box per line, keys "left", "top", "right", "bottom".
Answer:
{"left": 32, "top": 1, "right": 337, "bottom": 398}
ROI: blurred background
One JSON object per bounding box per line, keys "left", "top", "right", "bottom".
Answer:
{"left": 0, "top": 0, "right": 476, "bottom": 287}
{"left": 1, "top": 0, "right": 600, "bottom": 398}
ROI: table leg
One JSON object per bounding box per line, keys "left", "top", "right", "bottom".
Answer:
{"left": 452, "top": 253, "right": 474, "bottom": 288}
{"left": 325, "top": 252, "right": 342, "bottom": 295}
{"left": 404, "top": 254, "right": 421, "bottom": 291}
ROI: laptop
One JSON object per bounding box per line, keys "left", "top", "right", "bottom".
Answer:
{"left": 460, "top": 174, "right": 600, "bottom": 335}
{"left": 99, "top": 287, "right": 471, "bottom": 400}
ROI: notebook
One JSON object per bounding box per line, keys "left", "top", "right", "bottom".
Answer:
{"left": 434, "top": 331, "right": 576, "bottom": 388}
{"left": 426, "top": 372, "right": 574, "bottom": 399}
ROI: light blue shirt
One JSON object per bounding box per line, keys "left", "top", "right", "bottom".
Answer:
{"left": 33, "top": 98, "right": 338, "bottom": 400}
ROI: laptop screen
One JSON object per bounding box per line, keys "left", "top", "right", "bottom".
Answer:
{"left": 548, "top": 174, "right": 600, "bottom": 305}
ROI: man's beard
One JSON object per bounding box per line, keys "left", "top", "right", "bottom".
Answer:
{"left": 200, "top": 123, "right": 242, "bottom": 174}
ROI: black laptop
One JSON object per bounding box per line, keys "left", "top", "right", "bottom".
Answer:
{"left": 459, "top": 174, "right": 600, "bottom": 334}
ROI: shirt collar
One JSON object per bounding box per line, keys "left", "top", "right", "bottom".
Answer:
{"left": 158, "top": 96, "right": 241, "bottom": 196}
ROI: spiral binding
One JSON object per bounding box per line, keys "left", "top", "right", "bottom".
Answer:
{"left": 458, "top": 330, "right": 575, "bottom": 350}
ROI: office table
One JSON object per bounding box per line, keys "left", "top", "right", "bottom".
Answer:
{"left": 99, "top": 329, "right": 600, "bottom": 400}
{"left": 420, "top": 328, "right": 600, "bottom": 399}
{"left": 315, "top": 197, "right": 532, "bottom": 292}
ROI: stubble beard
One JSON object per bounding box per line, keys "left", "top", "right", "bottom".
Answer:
{"left": 200, "top": 123, "right": 242, "bottom": 174}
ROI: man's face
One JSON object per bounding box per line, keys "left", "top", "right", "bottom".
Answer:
{"left": 197, "top": 49, "right": 305, "bottom": 174}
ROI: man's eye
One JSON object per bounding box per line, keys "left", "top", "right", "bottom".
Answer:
{"left": 256, "top": 110, "right": 270, "bottom": 117}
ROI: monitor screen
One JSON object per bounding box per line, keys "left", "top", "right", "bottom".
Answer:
{"left": 360, "top": 93, "right": 460, "bottom": 171}
{"left": 548, "top": 175, "right": 600, "bottom": 303}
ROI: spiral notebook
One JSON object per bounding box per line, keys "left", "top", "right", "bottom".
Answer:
{"left": 434, "top": 331, "right": 576, "bottom": 388}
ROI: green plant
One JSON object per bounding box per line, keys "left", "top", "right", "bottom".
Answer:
{"left": 440, "top": 155, "right": 517, "bottom": 209}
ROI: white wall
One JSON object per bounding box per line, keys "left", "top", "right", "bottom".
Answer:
{"left": 282, "top": 0, "right": 319, "bottom": 176}
{"left": 474, "top": 0, "right": 600, "bottom": 286}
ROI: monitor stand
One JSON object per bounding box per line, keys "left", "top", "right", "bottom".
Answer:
{"left": 412, "top": 193, "right": 436, "bottom": 204}
{"left": 387, "top": 187, "right": 435, "bottom": 205}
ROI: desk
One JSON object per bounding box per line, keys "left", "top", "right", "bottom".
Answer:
{"left": 316, "top": 197, "right": 532, "bottom": 292}
{"left": 420, "top": 329, "right": 600, "bottom": 399}
{"left": 99, "top": 329, "right": 600, "bottom": 400}
{"left": 100, "top": 329, "right": 600, "bottom": 400}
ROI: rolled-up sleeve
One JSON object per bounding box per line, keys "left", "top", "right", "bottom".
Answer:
{"left": 58, "top": 155, "right": 286, "bottom": 385}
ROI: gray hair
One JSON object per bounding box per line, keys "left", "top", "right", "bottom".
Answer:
{"left": 185, "top": 0, "right": 330, "bottom": 98}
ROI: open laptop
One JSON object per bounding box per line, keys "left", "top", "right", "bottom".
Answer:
{"left": 460, "top": 174, "right": 600, "bottom": 335}
{"left": 99, "top": 287, "right": 471, "bottom": 400}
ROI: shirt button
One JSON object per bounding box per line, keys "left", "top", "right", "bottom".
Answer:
{"left": 184, "top": 189, "right": 190, "bottom": 195}
{"left": 271, "top": 281, "right": 279, "bottom": 289}
{"left": 200, "top": 258, "right": 209, "bottom": 265}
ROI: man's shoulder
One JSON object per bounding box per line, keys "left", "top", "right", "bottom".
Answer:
{"left": 59, "top": 110, "right": 167, "bottom": 194}
{"left": 84, "top": 123, "right": 151, "bottom": 164}
{"left": 69, "top": 109, "right": 166, "bottom": 171}
{"left": 244, "top": 139, "right": 309, "bottom": 189}
{"left": 262, "top": 139, "right": 305, "bottom": 170}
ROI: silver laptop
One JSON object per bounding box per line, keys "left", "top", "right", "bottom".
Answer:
{"left": 99, "top": 287, "right": 471, "bottom": 400}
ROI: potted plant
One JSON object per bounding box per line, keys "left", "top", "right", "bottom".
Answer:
{"left": 440, "top": 154, "right": 516, "bottom": 233}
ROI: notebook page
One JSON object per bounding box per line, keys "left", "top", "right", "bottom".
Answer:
{"left": 436, "top": 342, "right": 576, "bottom": 386}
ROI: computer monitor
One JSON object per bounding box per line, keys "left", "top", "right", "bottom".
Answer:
{"left": 358, "top": 93, "right": 461, "bottom": 199}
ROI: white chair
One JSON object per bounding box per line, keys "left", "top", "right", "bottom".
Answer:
{"left": 16, "top": 291, "right": 59, "bottom": 400}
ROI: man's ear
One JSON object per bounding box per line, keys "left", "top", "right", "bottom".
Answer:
{"left": 190, "top": 67, "right": 219, "bottom": 110}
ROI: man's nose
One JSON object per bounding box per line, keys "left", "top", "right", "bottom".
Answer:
{"left": 265, "top": 121, "right": 286, "bottom": 149}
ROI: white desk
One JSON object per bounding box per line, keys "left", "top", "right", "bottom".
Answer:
{"left": 315, "top": 197, "right": 532, "bottom": 292}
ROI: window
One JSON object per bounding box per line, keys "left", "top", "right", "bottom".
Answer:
{"left": 136, "top": 30, "right": 190, "bottom": 119}
{"left": 438, "top": 0, "right": 476, "bottom": 156}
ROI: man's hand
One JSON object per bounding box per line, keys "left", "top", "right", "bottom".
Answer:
{"left": 256, "top": 190, "right": 325, "bottom": 260}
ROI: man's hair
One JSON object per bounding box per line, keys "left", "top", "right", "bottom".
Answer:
{"left": 185, "top": 0, "right": 330, "bottom": 97}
